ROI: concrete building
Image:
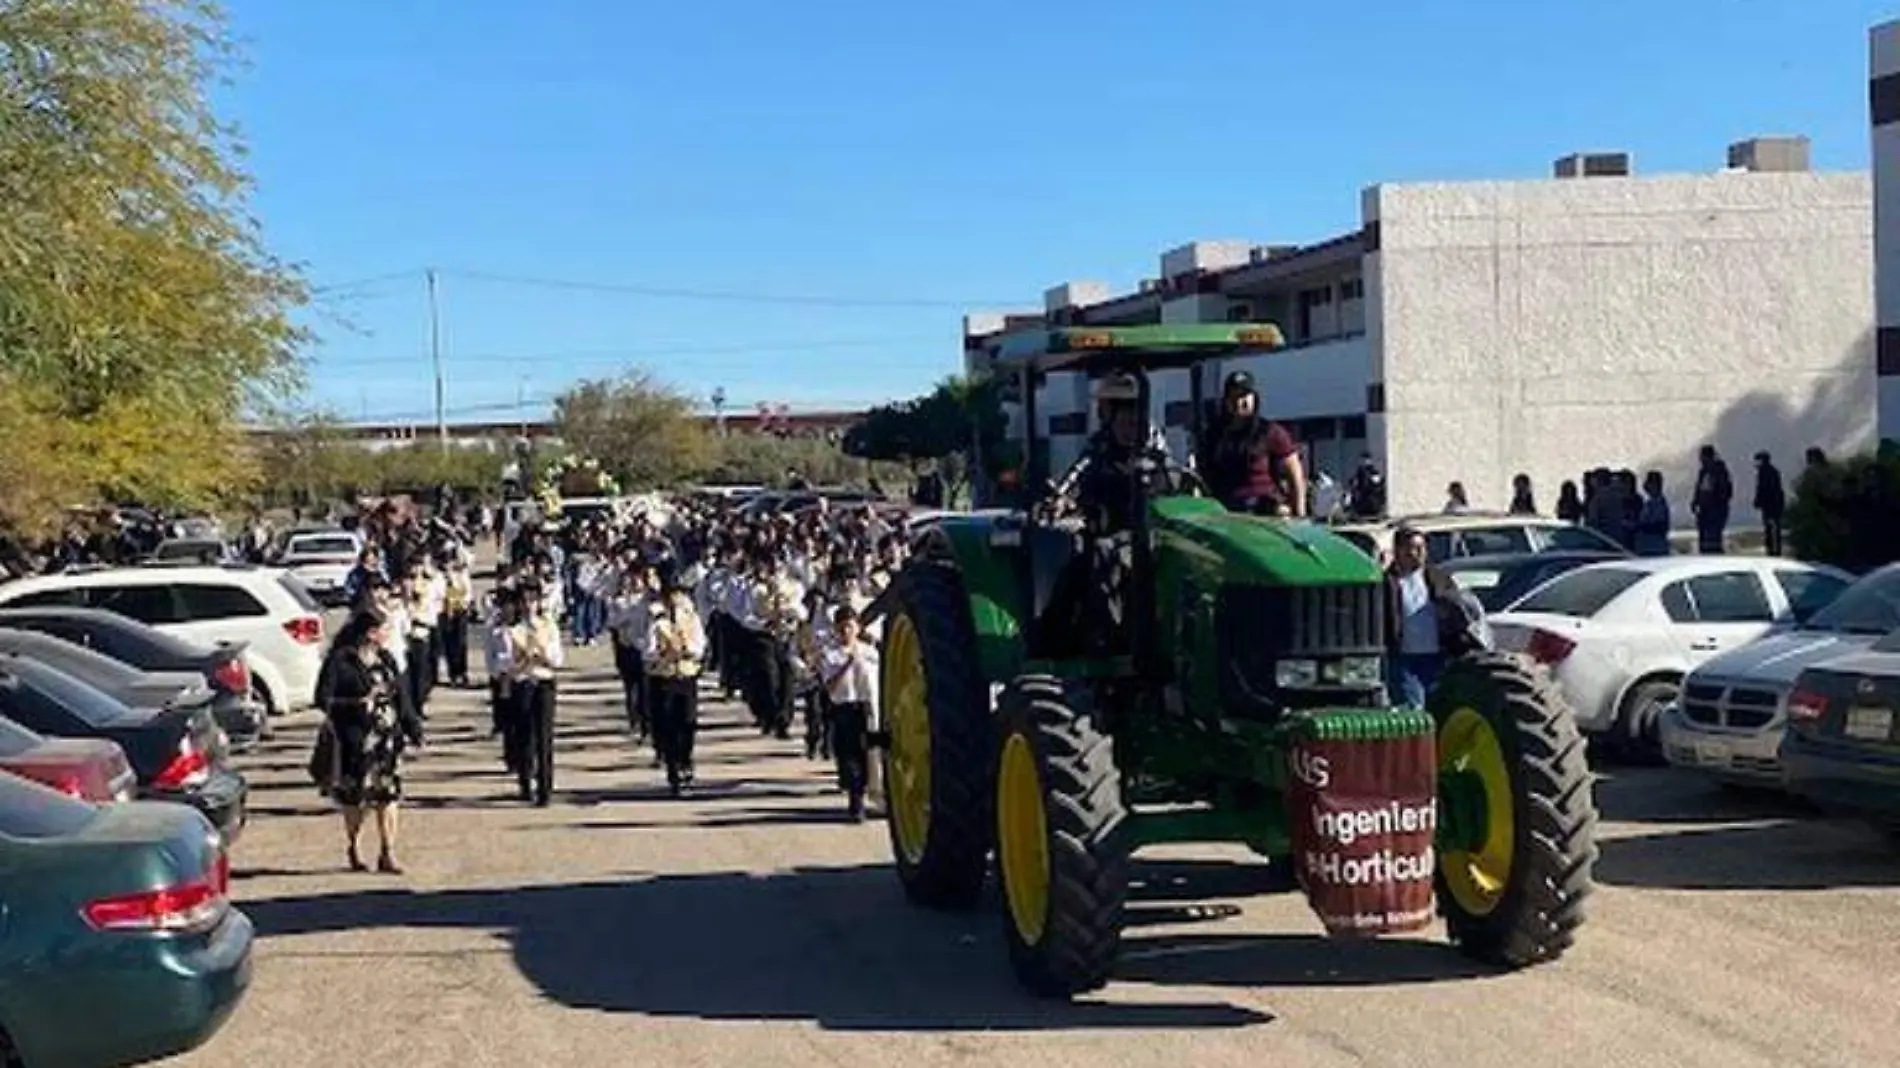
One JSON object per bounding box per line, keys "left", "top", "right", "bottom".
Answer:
{"left": 968, "top": 143, "right": 1876, "bottom": 519}
{"left": 1872, "top": 20, "right": 1900, "bottom": 443}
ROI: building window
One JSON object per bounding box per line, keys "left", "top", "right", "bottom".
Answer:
{"left": 1341, "top": 416, "right": 1367, "bottom": 438}
{"left": 1339, "top": 277, "right": 1365, "bottom": 301}
{"left": 1226, "top": 301, "right": 1254, "bottom": 322}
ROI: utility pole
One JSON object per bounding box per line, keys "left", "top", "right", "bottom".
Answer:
{"left": 427, "top": 267, "right": 446, "bottom": 451}
{"left": 517, "top": 376, "right": 528, "bottom": 437}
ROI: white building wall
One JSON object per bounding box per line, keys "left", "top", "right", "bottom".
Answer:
{"left": 1370, "top": 171, "right": 1876, "bottom": 519}
{"left": 1872, "top": 21, "right": 1900, "bottom": 442}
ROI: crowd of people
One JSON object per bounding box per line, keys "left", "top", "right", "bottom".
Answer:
{"left": 307, "top": 494, "right": 909, "bottom": 875}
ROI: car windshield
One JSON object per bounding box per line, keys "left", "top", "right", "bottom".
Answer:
{"left": 20, "top": 661, "right": 141, "bottom": 728}
{"left": 1805, "top": 568, "right": 1900, "bottom": 635}
{"left": 0, "top": 769, "right": 97, "bottom": 840}
{"left": 277, "top": 574, "right": 322, "bottom": 612}
{"left": 154, "top": 540, "right": 220, "bottom": 559}
{"left": 1508, "top": 566, "right": 1645, "bottom": 617}
{"left": 1542, "top": 525, "right": 1624, "bottom": 552}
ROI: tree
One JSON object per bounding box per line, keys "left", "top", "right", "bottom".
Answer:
{"left": 551, "top": 371, "right": 712, "bottom": 488}
{"left": 0, "top": 0, "right": 308, "bottom": 527}
{"left": 843, "top": 373, "right": 1010, "bottom": 502}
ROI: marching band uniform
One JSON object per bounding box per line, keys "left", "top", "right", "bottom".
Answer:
{"left": 821, "top": 610, "right": 881, "bottom": 820}
{"left": 481, "top": 590, "right": 512, "bottom": 745}
{"left": 404, "top": 570, "right": 438, "bottom": 719}
{"left": 441, "top": 559, "right": 475, "bottom": 686}
{"left": 642, "top": 577, "right": 708, "bottom": 795}
{"left": 793, "top": 589, "right": 834, "bottom": 761}
{"left": 606, "top": 570, "right": 653, "bottom": 743}
{"left": 743, "top": 558, "right": 806, "bottom": 739}
{"left": 500, "top": 601, "right": 565, "bottom": 806}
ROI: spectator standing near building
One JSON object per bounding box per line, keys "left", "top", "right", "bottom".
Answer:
{"left": 1692, "top": 445, "right": 1734, "bottom": 554}
{"left": 1634, "top": 471, "right": 1672, "bottom": 556}
{"left": 1508, "top": 474, "right": 1537, "bottom": 515}
{"left": 1383, "top": 527, "right": 1482, "bottom": 709}
{"left": 1753, "top": 451, "right": 1786, "bottom": 557}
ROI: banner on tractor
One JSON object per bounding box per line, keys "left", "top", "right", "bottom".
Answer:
{"left": 1284, "top": 709, "right": 1438, "bottom": 937}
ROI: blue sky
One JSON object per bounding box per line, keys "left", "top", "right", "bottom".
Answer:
{"left": 227, "top": 0, "right": 1893, "bottom": 424}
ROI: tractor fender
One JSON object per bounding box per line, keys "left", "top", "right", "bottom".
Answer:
{"left": 915, "top": 519, "right": 1026, "bottom": 683}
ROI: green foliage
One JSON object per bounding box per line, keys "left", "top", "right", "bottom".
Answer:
{"left": 551, "top": 370, "right": 713, "bottom": 488}
{"left": 0, "top": 0, "right": 306, "bottom": 531}
{"left": 1787, "top": 447, "right": 1900, "bottom": 573}
{"left": 702, "top": 432, "right": 901, "bottom": 489}
{"left": 252, "top": 412, "right": 508, "bottom": 509}
{"left": 843, "top": 374, "right": 1009, "bottom": 498}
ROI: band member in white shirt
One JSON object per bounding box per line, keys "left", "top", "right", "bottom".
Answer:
{"left": 821, "top": 604, "right": 880, "bottom": 821}
{"left": 606, "top": 561, "right": 654, "bottom": 744}
{"left": 499, "top": 579, "right": 565, "bottom": 806}
{"left": 439, "top": 551, "right": 476, "bottom": 687}
{"left": 643, "top": 565, "right": 708, "bottom": 796}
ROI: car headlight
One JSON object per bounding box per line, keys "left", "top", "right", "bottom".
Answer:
{"left": 1325, "top": 656, "right": 1385, "bottom": 688}
{"left": 1275, "top": 659, "right": 1319, "bottom": 688}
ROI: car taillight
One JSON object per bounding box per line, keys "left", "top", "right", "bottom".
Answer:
{"left": 1525, "top": 629, "right": 1577, "bottom": 666}
{"left": 284, "top": 615, "right": 323, "bottom": 645}
{"left": 1787, "top": 688, "right": 1829, "bottom": 725}
{"left": 211, "top": 656, "right": 250, "bottom": 695}
{"left": 10, "top": 764, "right": 86, "bottom": 798}
{"left": 153, "top": 739, "right": 210, "bottom": 790}
{"left": 82, "top": 853, "right": 230, "bottom": 933}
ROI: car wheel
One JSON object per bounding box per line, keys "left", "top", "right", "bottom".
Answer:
{"left": 1615, "top": 679, "right": 1677, "bottom": 765}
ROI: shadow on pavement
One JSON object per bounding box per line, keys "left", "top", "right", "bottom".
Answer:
{"left": 1596, "top": 818, "right": 1900, "bottom": 891}
{"left": 1117, "top": 932, "right": 1496, "bottom": 987}
{"left": 242, "top": 864, "right": 1275, "bottom": 1031}
{"left": 1594, "top": 768, "right": 1816, "bottom": 825}
{"left": 561, "top": 781, "right": 829, "bottom": 807}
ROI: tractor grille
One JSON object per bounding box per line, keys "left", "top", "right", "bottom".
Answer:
{"left": 1216, "top": 584, "right": 1387, "bottom": 721}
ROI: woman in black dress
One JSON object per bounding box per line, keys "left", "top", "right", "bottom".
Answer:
{"left": 317, "top": 607, "right": 424, "bottom": 873}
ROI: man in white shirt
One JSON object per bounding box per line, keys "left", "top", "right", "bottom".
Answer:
{"left": 643, "top": 566, "right": 708, "bottom": 795}
{"left": 606, "top": 564, "right": 653, "bottom": 743}
{"left": 821, "top": 604, "right": 880, "bottom": 821}
{"left": 499, "top": 579, "right": 566, "bottom": 806}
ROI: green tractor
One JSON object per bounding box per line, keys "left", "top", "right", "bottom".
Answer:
{"left": 876, "top": 323, "right": 1597, "bottom": 997}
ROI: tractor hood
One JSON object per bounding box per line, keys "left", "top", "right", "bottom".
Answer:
{"left": 1151, "top": 497, "right": 1383, "bottom": 586}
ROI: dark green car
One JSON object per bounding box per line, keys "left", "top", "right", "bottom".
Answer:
{"left": 0, "top": 771, "right": 252, "bottom": 1068}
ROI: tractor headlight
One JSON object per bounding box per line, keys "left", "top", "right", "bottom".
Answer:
{"left": 1327, "top": 656, "right": 1385, "bottom": 688}
{"left": 1275, "top": 659, "right": 1319, "bottom": 689}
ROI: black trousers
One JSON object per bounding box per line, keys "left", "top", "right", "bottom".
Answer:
{"left": 405, "top": 635, "right": 432, "bottom": 718}
{"left": 804, "top": 687, "right": 832, "bottom": 759}
{"left": 744, "top": 634, "right": 793, "bottom": 735}
{"left": 1763, "top": 516, "right": 1784, "bottom": 557}
{"left": 830, "top": 700, "right": 871, "bottom": 803}
{"left": 513, "top": 678, "right": 557, "bottom": 803}
{"left": 650, "top": 675, "right": 699, "bottom": 785}
{"left": 714, "top": 615, "right": 740, "bottom": 697}
{"left": 441, "top": 611, "right": 470, "bottom": 683}
{"left": 612, "top": 641, "right": 647, "bottom": 738}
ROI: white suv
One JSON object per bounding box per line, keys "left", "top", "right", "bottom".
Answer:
{"left": 1331, "top": 511, "right": 1629, "bottom": 564}
{"left": 0, "top": 564, "right": 326, "bottom": 716}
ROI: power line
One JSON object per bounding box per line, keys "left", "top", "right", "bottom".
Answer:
{"left": 435, "top": 267, "right": 1011, "bottom": 309}
{"left": 309, "top": 270, "right": 424, "bottom": 295}
{"left": 310, "top": 334, "right": 946, "bottom": 370}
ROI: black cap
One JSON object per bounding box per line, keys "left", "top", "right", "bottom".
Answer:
{"left": 1223, "top": 370, "right": 1255, "bottom": 396}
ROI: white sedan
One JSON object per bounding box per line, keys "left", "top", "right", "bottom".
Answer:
{"left": 279, "top": 530, "right": 364, "bottom": 607}
{"left": 1487, "top": 556, "right": 1853, "bottom": 758}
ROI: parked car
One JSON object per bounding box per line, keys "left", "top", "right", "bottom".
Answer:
{"left": 1487, "top": 557, "right": 1853, "bottom": 758}
{"left": 1660, "top": 562, "right": 1900, "bottom": 789}
{"left": 1781, "top": 628, "right": 1900, "bottom": 836}
{"left": 1331, "top": 511, "right": 1631, "bottom": 563}
{"left": 0, "top": 772, "right": 252, "bottom": 1068}
{"left": 0, "top": 627, "right": 265, "bottom": 750}
{"left": 1439, "top": 550, "right": 1630, "bottom": 612}
{"left": 0, "top": 652, "right": 246, "bottom": 842}
{"left": 0, "top": 714, "right": 136, "bottom": 802}
{"left": 0, "top": 565, "right": 326, "bottom": 717}
{"left": 150, "top": 538, "right": 239, "bottom": 565}
{"left": 0, "top": 607, "right": 259, "bottom": 716}
{"left": 275, "top": 529, "right": 363, "bottom": 607}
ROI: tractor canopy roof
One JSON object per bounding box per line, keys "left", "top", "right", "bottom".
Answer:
{"left": 988, "top": 322, "right": 1287, "bottom": 376}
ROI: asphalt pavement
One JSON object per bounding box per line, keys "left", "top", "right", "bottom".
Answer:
{"left": 170, "top": 638, "right": 1900, "bottom": 1068}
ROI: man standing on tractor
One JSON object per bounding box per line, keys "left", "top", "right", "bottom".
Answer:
{"left": 1195, "top": 370, "right": 1307, "bottom": 517}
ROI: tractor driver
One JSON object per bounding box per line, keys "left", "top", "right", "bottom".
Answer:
{"left": 1037, "top": 374, "right": 1188, "bottom": 654}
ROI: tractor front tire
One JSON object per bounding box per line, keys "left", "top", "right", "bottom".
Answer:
{"left": 880, "top": 561, "right": 993, "bottom": 910}
{"left": 994, "top": 675, "right": 1130, "bottom": 998}
{"left": 1428, "top": 651, "right": 1598, "bottom": 968}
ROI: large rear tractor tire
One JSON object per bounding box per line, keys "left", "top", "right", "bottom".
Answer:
{"left": 1429, "top": 651, "right": 1598, "bottom": 968}
{"left": 994, "top": 675, "right": 1130, "bottom": 998}
{"left": 880, "top": 561, "right": 994, "bottom": 909}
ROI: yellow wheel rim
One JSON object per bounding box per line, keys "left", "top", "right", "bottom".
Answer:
{"left": 883, "top": 612, "right": 932, "bottom": 866}
{"left": 996, "top": 732, "right": 1050, "bottom": 945}
{"left": 1438, "top": 706, "right": 1516, "bottom": 916}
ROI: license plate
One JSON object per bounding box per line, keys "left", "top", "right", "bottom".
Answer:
{"left": 1844, "top": 706, "right": 1894, "bottom": 742}
{"left": 1693, "top": 740, "right": 1729, "bottom": 767}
